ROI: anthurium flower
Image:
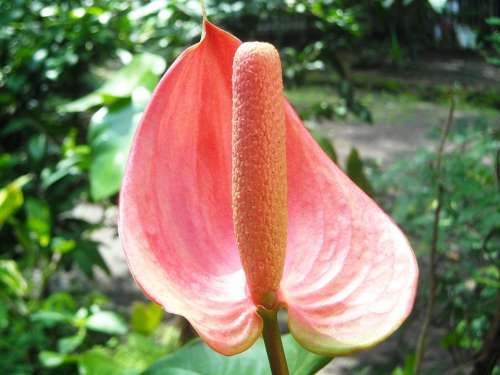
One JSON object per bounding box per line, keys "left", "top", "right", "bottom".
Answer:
{"left": 118, "top": 21, "right": 418, "bottom": 357}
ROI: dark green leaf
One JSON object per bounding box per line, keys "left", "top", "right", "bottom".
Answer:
{"left": 0, "top": 303, "right": 8, "bottom": 330}
{"left": 72, "top": 240, "right": 110, "bottom": 277}
{"left": 308, "top": 128, "right": 338, "bottom": 162}
{"left": 346, "top": 148, "right": 374, "bottom": 197}
{"left": 27, "top": 134, "right": 48, "bottom": 162}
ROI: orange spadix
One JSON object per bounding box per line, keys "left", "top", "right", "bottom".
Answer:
{"left": 231, "top": 42, "right": 287, "bottom": 309}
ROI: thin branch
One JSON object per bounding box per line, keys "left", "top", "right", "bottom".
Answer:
{"left": 200, "top": 0, "right": 207, "bottom": 20}
{"left": 413, "top": 94, "right": 456, "bottom": 375}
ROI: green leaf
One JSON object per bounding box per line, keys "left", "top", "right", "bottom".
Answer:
{"left": 88, "top": 104, "right": 143, "bottom": 200}
{"left": 51, "top": 237, "right": 77, "bottom": 254}
{"left": 427, "top": 0, "right": 447, "bottom": 13}
{"left": 0, "top": 175, "right": 31, "bottom": 228}
{"left": 39, "top": 351, "right": 70, "bottom": 368}
{"left": 40, "top": 148, "right": 89, "bottom": 189}
{"left": 62, "top": 53, "right": 165, "bottom": 112}
{"left": 0, "top": 302, "right": 8, "bottom": 330}
{"left": 42, "top": 291, "right": 77, "bottom": 313}
{"left": 131, "top": 302, "right": 164, "bottom": 335}
{"left": 114, "top": 333, "right": 178, "bottom": 373}
{"left": 473, "top": 266, "right": 500, "bottom": 288}
{"left": 381, "top": 0, "right": 395, "bottom": 8}
{"left": 97, "top": 53, "right": 165, "bottom": 99}
{"left": 61, "top": 93, "right": 103, "bottom": 113}
{"left": 76, "top": 332, "right": 177, "bottom": 375}
{"left": 31, "top": 310, "right": 71, "bottom": 326}
{"left": 143, "top": 334, "right": 331, "bottom": 375}
{"left": 0, "top": 260, "right": 28, "bottom": 297}
{"left": 346, "top": 148, "right": 374, "bottom": 197}
{"left": 72, "top": 240, "right": 110, "bottom": 277}
{"left": 86, "top": 311, "right": 127, "bottom": 335}
{"left": 128, "top": 1, "right": 167, "bottom": 21}
{"left": 486, "top": 57, "right": 500, "bottom": 66}
{"left": 391, "top": 354, "right": 415, "bottom": 375}
{"left": 58, "top": 328, "right": 86, "bottom": 354}
{"left": 78, "top": 347, "right": 132, "bottom": 375}
{"left": 486, "top": 17, "right": 500, "bottom": 26}
{"left": 27, "top": 134, "right": 48, "bottom": 162}
{"left": 25, "top": 197, "right": 51, "bottom": 246}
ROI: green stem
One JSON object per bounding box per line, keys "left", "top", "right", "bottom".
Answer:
{"left": 258, "top": 308, "right": 289, "bottom": 375}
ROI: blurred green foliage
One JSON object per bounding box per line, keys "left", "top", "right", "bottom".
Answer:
{"left": 484, "top": 17, "right": 500, "bottom": 66}
{"left": 373, "top": 120, "right": 499, "bottom": 370}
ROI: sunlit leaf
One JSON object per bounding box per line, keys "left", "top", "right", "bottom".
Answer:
{"left": 0, "top": 175, "right": 31, "bottom": 228}
{"left": 88, "top": 104, "right": 143, "bottom": 200}
{"left": 51, "top": 237, "right": 77, "bottom": 254}
{"left": 86, "top": 311, "right": 127, "bottom": 335}
{"left": 0, "top": 260, "right": 28, "bottom": 297}
{"left": 428, "top": 0, "right": 447, "bottom": 13}
{"left": 131, "top": 302, "right": 164, "bottom": 335}
{"left": 62, "top": 53, "right": 165, "bottom": 112}
{"left": 39, "top": 351, "right": 71, "bottom": 368}
{"left": 346, "top": 148, "right": 374, "bottom": 197}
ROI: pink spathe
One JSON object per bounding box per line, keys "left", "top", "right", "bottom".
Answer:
{"left": 118, "top": 21, "right": 418, "bottom": 356}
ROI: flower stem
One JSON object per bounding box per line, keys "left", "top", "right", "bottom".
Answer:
{"left": 258, "top": 308, "right": 289, "bottom": 375}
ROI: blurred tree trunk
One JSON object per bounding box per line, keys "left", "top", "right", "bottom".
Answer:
{"left": 470, "top": 294, "right": 500, "bottom": 375}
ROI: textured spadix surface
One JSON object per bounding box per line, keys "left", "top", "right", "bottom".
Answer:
{"left": 119, "top": 21, "right": 418, "bottom": 356}
{"left": 232, "top": 42, "right": 287, "bottom": 309}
